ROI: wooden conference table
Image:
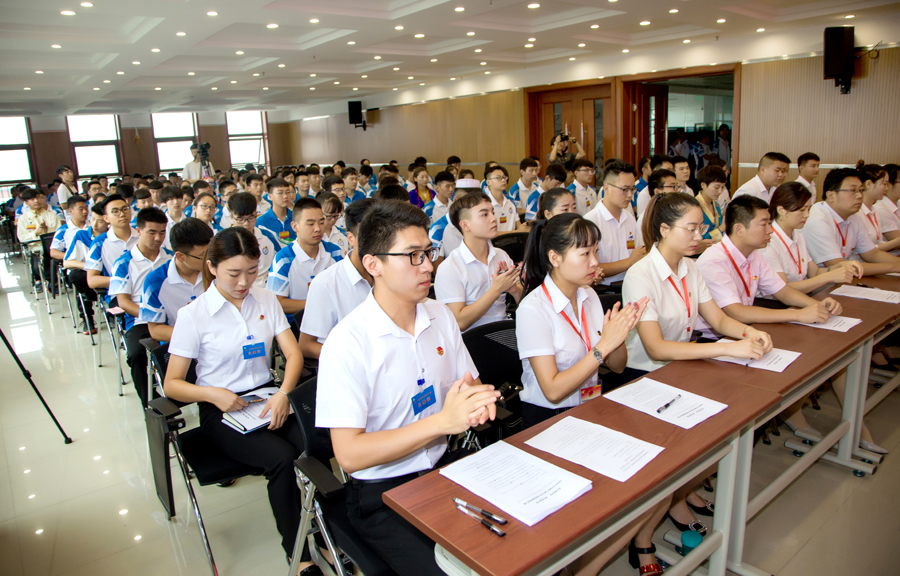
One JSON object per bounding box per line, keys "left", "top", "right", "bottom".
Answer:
{"left": 385, "top": 278, "right": 900, "bottom": 576}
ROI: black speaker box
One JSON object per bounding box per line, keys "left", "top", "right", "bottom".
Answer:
{"left": 824, "top": 26, "right": 854, "bottom": 79}
{"left": 348, "top": 101, "right": 363, "bottom": 124}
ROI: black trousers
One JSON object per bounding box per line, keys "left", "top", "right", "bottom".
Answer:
{"left": 124, "top": 323, "right": 151, "bottom": 407}
{"left": 198, "top": 393, "right": 305, "bottom": 557}
{"left": 28, "top": 251, "right": 52, "bottom": 286}
{"left": 68, "top": 269, "right": 96, "bottom": 326}
{"left": 346, "top": 448, "right": 472, "bottom": 576}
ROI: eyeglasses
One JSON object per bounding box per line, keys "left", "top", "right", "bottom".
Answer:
{"left": 196, "top": 203, "right": 217, "bottom": 211}
{"left": 607, "top": 183, "right": 637, "bottom": 195}
{"left": 576, "top": 168, "right": 596, "bottom": 175}
{"left": 673, "top": 224, "right": 709, "bottom": 237}
{"left": 180, "top": 251, "right": 204, "bottom": 261}
{"left": 661, "top": 184, "right": 684, "bottom": 192}
{"left": 109, "top": 206, "right": 131, "bottom": 216}
{"left": 374, "top": 247, "right": 439, "bottom": 266}
{"left": 488, "top": 176, "right": 509, "bottom": 181}
{"left": 323, "top": 212, "right": 341, "bottom": 221}
{"left": 836, "top": 188, "right": 864, "bottom": 195}
{"left": 234, "top": 216, "right": 257, "bottom": 226}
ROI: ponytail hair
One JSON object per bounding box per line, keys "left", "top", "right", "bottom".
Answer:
{"left": 535, "top": 187, "right": 575, "bottom": 222}
{"left": 643, "top": 192, "right": 700, "bottom": 246}
{"left": 857, "top": 162, "right": 887, "bottom": 186}
{"left": 202, "top": 227, "right": 261, "bottom": 290}
{"left": 521, "top": 213, "right": 600, "bottom": 296}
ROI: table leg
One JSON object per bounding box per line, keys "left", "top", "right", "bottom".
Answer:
{"left": 726, "top": 424, "right": 770, "bottom": 576}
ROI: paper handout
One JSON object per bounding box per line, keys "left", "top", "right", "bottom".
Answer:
{"left": 604, "top": 378, "right": 727, "bottom": 429}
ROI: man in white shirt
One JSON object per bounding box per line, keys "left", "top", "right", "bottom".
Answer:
{"left": 181, "top": 143, "right": 214, "bottom": 183}
{"left": 435, "top": 193, "right": 522, "bottom": 332}
{"left": 634, "top": 169, "right": 678, "bottom": 246}
{"left": 160, "top": 185, "right": 187, "bottom": 250}
{"left": 17, "top": 187, "right": 62, "bottom": 293}
{"left": 85, "top": 194, "right": 139, "bottom": 292}
{"left": 507, "top": 157, "right": 540, "bottom": 213}
{"left": 584, "top": 161, "right": 646, "bottom": 285}
{"left": 422, "top": 171, "right": 454, "bottom": 224}
{"left": 697, "top": 195, "right": 841, "bottom": 327}
{"left": 874, "top": 169, "right": 900, "bottom": 244}
{"left": 731, "top": 152, "right": 790, "bottom": 204}
{"left": 227, "top": 192, "right": 276, "bottom": 288}
{"left": 299, "top": 199, "right": 376, "bottom": 359}
{"left": 525, "top": 163, "right": 566, "bottom": 221}
{"left": 567, "top": 158, "right": 598, "bottom": 214}
{"left": 635, "top": 155, "right": 675, "bottom": 217}
{"left": 244, "top": 173, "right": 271, "bottom": 215}
{"left": 484, "top": 165, "right": 522, "bottom": 233}
{"left": 108, "top": 207, "right": 170, "bottom": 406}
{"left": 672, "top": 155, "right": 694, "bottom": 195}
{"left": 795, "top": 152, "right": 820, "bottom": 197}
{"left": 800, "top": 168, "right": 900, "bottom": 274}
{"left": 316, "top": 201, "right": 498, "bottom": 576}
{"left": 64, "top": 204, "right": 108, "bottom": 334}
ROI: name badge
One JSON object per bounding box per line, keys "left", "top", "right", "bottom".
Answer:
{"left": 580, "top": 384, "right": 603, "bottom": 403}
{"left": 500, "top": 215, "right": 507, "bottom": 224}
{"left": 411, "top": 385, "right": 437, "bottom": 415}
{"left": 242, "top": 342, "right": 266, "bottom": 360}
{"left": 627, "top": 239, "right": 635, "bottom": 250}
{"left": 586, "top": 199, "right": 591, "bottom": 207}
{"left": 279, "top": 230, "right": 290, "bottom": 239}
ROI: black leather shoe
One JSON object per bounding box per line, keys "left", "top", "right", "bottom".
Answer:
{"left": 688, "top": 498, "right": 715, "bottom": 517}
{"left": 666, "top": 512, "right": 707, "bottom": 535}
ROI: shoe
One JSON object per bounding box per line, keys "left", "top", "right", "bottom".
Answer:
{"left": 687, "top": 498, "right": 715, "bottom": 517}
{"left": 34, "top": 282, "right": 43, "bottom": 294}
{"left": 666, "top": 512, "right": 707, "bottom": 535}
{"left": 860, "top": 439, "right": 889, "bottom": 455}
{"left": 628, "top": 540, "right": 663, "bottom": 575}
{"left": 784, "top": 419, "right": 821, "bottom": 437}
{"left": 298, "top": 565, "right": 323, "bottom": 575}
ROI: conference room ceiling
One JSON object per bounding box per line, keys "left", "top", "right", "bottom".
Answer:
{"left": 0, "top": 0, "right": 897, "bottom": 116}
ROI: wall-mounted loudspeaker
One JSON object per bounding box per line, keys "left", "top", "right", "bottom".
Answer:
{"left": 824, "top": 26, "right": 854, "bottom": 94}
{"left": 348, "top": 101, "right": 363, "bottom": 125}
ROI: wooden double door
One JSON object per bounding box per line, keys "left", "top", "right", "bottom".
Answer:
{"left": 528, "top": 85, "right": 613, "bottom": 168}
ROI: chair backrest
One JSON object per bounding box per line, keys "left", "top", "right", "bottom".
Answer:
{"left": 597, "top": 292, "right": 623, "bottom": 314}
{"left": 461, "top": 320, "right": 522, "bottom": 389}
{"left": 39, "top": 231, "right": 55, "bottom": 253}
{"left": 492, "top": 232, "right": 530, "bottom": 263}
{"left": 151, "top": 342, "right": 199, "bottom": 386}
{"left": 287, "top": 376, "right": 335, "bottom": 467}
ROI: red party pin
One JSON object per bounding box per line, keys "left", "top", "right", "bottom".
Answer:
{"left": 260, "top": 314, "right": 265, "bottom": 320}
{"left": 436, "top": 346, "right": 444, "bottom": 356}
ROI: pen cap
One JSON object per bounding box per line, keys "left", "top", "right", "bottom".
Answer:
{"left": 680, "top": 531, "right": 703, "bottom": 555}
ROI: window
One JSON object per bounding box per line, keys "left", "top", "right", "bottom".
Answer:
{"left": 226, "top": 111, "right": 268, "bottom": 168}
{"left": 0, "top": 117, "right": 34, "bottom": 184}
{"left": 66, "top": 115, "right": 122, "bottom": 177}
{"left": 152, "top": 112, "right": 198, "bottom": 172}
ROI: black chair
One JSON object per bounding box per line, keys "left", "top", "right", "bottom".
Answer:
{"left": 596, "top": 291, "right": 623, "bottom": 312}
{"left": 492, "top": 231, "right": 530, "bottom": 263}
{"left": 461, "top": 320, "right": 523, "bottom": 439}
{"left": 38, "top": 232, "right": 59, "bottom": 315}
{"left": 288, "top": 377, "right": 397, "bottom": 576}
{"left": 145, "top": 342, "right": 266, "bottom": 576}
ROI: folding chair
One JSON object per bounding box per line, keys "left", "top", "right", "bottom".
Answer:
{"left": 38, "top": 232, "right": 58, "bottom": 315}
{"left": 56, "top": 264, "right": 77, "bottom": 330}
{"left": 492, "top": 231, "right": 530, "bottom": 263}
{"left": 19, "top": 238, "right": 47, "bottom": 307}
{"left": 288, "top": 377, "right": 397, "bottom": 576}
{"left": 140, "top": 337, "right": 162, "bottom": 406}
{"left": 94, "top": 288, "right": 126, "bottom": 396}
{"left": 76, "top": 288, "right": 97, "bottom": 346}
{"left": 145, "top": 342, "right": 266, "bottom": 576}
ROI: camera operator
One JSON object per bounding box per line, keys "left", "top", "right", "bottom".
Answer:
{"left": 182, "top": 143, "right": 215, "bottom": 183}
{"left": 547, "top": 133, "right": 585, "bottom": 166}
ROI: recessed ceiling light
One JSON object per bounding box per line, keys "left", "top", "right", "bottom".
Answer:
{"left": 132, "top": 61, "right": 140, "bottom": 65}
{"left": 310, "top": 73, "right": 317, "bottom": 77}
{"left": 80, "top": 2, "right": 93, "bottom": 6}
{"left": 393, "top": 87, "right": 398, "bottom": 90}
{"left": 528, "top": 38, "right": 536, "bottom": 42}
{"left": 309, "top": 18, "right": 319, "bottom": 23}
{"left": 669, "top": 9, "right": 678, "bottom": 13}
{"left": 211, "top": 87, "right": 217, "bottom": 90}
{"left": 717, "top": 18, "right": 726, "bottom": 23}
{"left": 374, "top": 55, "right": 381, "bottom": 59}
{"left": 480, "top": 61, "right": 486, "bottom": 65}
{"left": 155, "top": 87, "right": 161, "bottom": 90}
{"left": 230, "top": 80, "right": 237, "bottom": 83}
{"left": 35, "top": 70, "right": 43, "bottom": 74}
{"left": 414, "top": 34, "right": 424, "bottom": 38}
{"left": 455, "top": 6, "right": 464, "bottom": 12}
{"left": 267, "top": 23, "right": 279, "bottom": 29}
{"left": 278, "top": 63, "right": 285, "bottom": 67}
{"left": 485, "top": 71, "right": 490, "bottom": 74}
{"left": 207, "top": 11, "right": 218, "bottom": 16}
{"left": 591, "top": 24, "right": 599, "bottom": 29}
{"left": 577, "top": 43, "right": 585, "bottom": 47}
{"left": 176, "top": 31, "right": 186, "bottom": 36}
{"left": 35, "top": 529, "right": 43, "bottom": 534}
{"left": 334, "top": 81, "right": 340, "bottom": 84}
{"left": 419, "top": 82, "right": 425, "bottom": 85}
{"left": 408, "top": 76, "right": 414, "bottom": 79}
{"left": 51, "top": 44, "right": 61, "bottom": 48}
{"left": 61, "top": 10, "right": 76, "bottom": 16}
{"left": 23, "top": 87, "right": 31, "bottom": 91}
{"left": 134, "top": 536, "right": 142, "bottom": 541}
{"left": 710, "top": 62, "right": 717, "bottom": 65}
{"left": 118, "top": 71, "right": 125, "bottom": 75}
{"left": 310, "top": 87, "right": 315, "bottom": 90}
{"left": 393, "top": 67, "right": 400, "bottom": 70}
{"left": 527, "top": 3, "right": 540, "bottom": 8}
{"left": 757, "top": 28, "right": 765, "bottom": 32}
{"left": 431, "top": 58, "right": 437, "bottom": 62}
{"left": 569, "top": 57, "right": 575, "bottom": 61}
{"left": 93, "top": 87, "right": 99, "bottom": 90}
{"left": 187, "top": 72, "right": 194, "bottom": 75}
{"left": 467, "top": 31, "right": 475, "bottom": 36}
{"left": 361, "top": 74, "right": 367, "bottom": 78}
{"left": 151, "top": 48, "right": 160, "bottom": 52}
{"left": 622, "top": 49, "right": 629, "bottom": 53}
{"left": 347, "top": 41, "right": 356, "bottom": 45}
{"left": 640, "top": 21, "right": 650, "bottom": 26}
{"left": 353, "top": 87, "right": 358, "bottom": 90}
{"left": 103, "top": 79, "right": 110, "bottom": 83}
{"left": 395, "top": 25, "right": 404, "bottom": 30}
{"left": 683, "top": 39, "right": 691, "bottom": 43}
{"left": 236, "top": 51, "right": 244, "bottom": 55}
{"left": 524, "top": 44, "right": 533, "bottom": 48}
{"left": 451, "top": 77, "right": 456, "bottom": 80}
{"left": 845, "top": 14, "right": 855, "bottom": 19}
{"left": 252, "top": 73, "right": 259, "bottom": 77}
{"left": 475, "top": 48, "right": 482, "bottom": 52}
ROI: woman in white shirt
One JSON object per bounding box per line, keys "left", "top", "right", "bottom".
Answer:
{"left": 858, "top": 163, "right": 900, "bottom": 253}
{"left": 516, "top": 214, "right": 670, "bottom": 576}
{"left": 163, "top": 227, "right": 311, "bottom": 566}
{"left": 764, "top": 183, "right": 886, "bottom": 453}
{"left": 534, "top": 187, "right": 578, "bottom": 222}
{"left": 623, "top": 192, "right": 773, "bottom": 536}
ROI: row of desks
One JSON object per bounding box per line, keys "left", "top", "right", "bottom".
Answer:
{"left": 385, "top": 276, "right": 900, "bottom": 576}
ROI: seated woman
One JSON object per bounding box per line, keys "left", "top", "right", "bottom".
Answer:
{"left": 515, "top": 213, "right": 669, "bottom": 576}
{"left": 623, "top": 192, "right": 773, "bottom": 536}
{"left": 858, "top": 163, "right": 900, "bottom": 254}
{"left": 535, "top": 187, "right": 578, "bottom": 222}
{"left": 695, "top": 165, "right": 727, "bottom": 250}
{"left": 192, "top": 192, "right": 223, "bottom": 233}
{"left": 163, "top": 227, "right": 311, "bottom": 568}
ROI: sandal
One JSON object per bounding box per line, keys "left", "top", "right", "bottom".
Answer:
{"left": 628, "top": 541, "right": 664, "bottom": 576}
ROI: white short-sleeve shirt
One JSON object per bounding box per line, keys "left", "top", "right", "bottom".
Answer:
{"left": 696, "top": 235, "right": 786, "bottom": 308}
{"left": 434, "top": 241, "right": 513, "bottom": 331}
{"left": 731, "top": 175, "right": 774, "bottom": 204}
{"left": 584, "top": 201, "right": 643, "bottom": 284}
{"left": 762, "top": 222, "right": 811, "bottom": 283}
{"left": 490, "top": 192, "right": 519, "bottom": 232}
{"left": 568, "top": 180, "right": 598, "bottom": 215}
{"left": 316, "top": 294, "right": 478, "bottom": 480}
{"left": 139, "top": 259, "right": 205, "bottom": 326}
{"left": 636, "top": 188, "right": 652, "bottom": 218}
{"left": 300, "top": 256, "right": 372, "bottom": 343}
{"left": 85, "top": 228, "right": 139, "bottom": 276}
{"left": 108, "top": 246, "right": 171, "bottom": 323}
{"left": 874, "top": 197, "right": 900, "bottom": 235}
{"left": 267, "top": 240, "right": 336, "bottom": 301}
{"left": 168, "top": 284, "right": 290, "bottom": 393}
{"left": 801, "top": 201, "right": 877, "bottom": 265}
{"left": 515, "top": 275, "right": 606, "bottom": 409}
{"left": 858, "top": 203, "right": 884, "bottom": 245}
{"left": 623, "top": 244, "right": 713, "bottom": 372}
{"left": 254, "top": 227, "right": 277, "bottom": 289}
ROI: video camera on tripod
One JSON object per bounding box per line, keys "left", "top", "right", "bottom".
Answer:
{"left": 197, "top": 142, "right": 211, "bottom": 162}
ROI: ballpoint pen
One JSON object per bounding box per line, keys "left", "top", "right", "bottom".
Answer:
{"left": 657, "top": 394, "right": 681, "bottom": 413}
{"left": 452, "top": 497, "right": 508, "bottom": 525}
{"left": 456, "top": 505, "right": 506, "bottom": 537}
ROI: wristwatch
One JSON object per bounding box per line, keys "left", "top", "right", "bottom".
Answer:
{"left": 592, "top": 348, "right": 604, "bottom": 364}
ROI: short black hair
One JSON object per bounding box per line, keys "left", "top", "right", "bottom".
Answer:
{"left": 823, "top": 168, "right": 862, "bottom": 197}
{"left": 671, "top": 155, "right": 689, "bottom": 166}
{"left": 697, "top": 165, "right": 728, "bottom": 186}
{"left": 169, "top": 217, "right": 214, "bottom": 254}
{"left": 148, "top": 180, "right": 164, "bottom": 190}
{"left": 305, "top": 166, "right": 320, "bottom": 176}
{"left": 414, "top": 156, "right": 427, "bottom": 165}
{"left": 227, "top": 192, "right": 258, "bottom": 218}
{"left": 56, "top": 165, "right": 73, "bottom": 176}
{"left": 91, "top": 203, "right": 105, "bottom": 217}
{"left": 344, "top": 198, "right": 376, "bottom": 236}
{"left": 192, "top": 180, "right": 211, "bottom": 193}
{"left": 572, "top": 158, "right": 595, "bottom": 171}
{"left": 650, "top": 155, "right": 672, "bottom": 170}
{"left": 66, "top": 195, "right": 87, "bottom": 209}
{"left": 725, "top": 195, "right": 769, "bottom": 236}
{"left": 292, "top": 197, "right": 322, "bottom": 220}
{"left": 317, "top": 192, "right": 343, "bottom": 215}
{"left": 101, "top": 193, "right": 127, "bottom": 214}
{"left": 266, "top": 177, "right": 291, "bottom": 193}
{"left": 638, "top": 156, "right": 652, "bottom": 172}
{"left": 484, "top": 164, "right": 507, "bottom": 180}
{"left": 136, "top": 206, "right": 167, "bottom": 228}
{"left": 759, "top": 152, "right": 791, "bottom": 168}
{"left": 434, "top": 170, "right": 455, "bottom": 185}
{"left": 447, "top": 155, "right": 461, "bottom": 165}
{"left": 245, "top": 173, "right": 264, "bottom": 186}
{"left": 134, "top": 189, "right": 151, "bottom": 201}
{"left": 519, "top": 157, "right": 539, "bottom": 171}
{"left": 602, "top": 160, "right": 635, "bottom": 183}
{"left": 359, "top": 165, "right": 373, "bottom": 178}
{"left": 322, "top": 175, "right": 344, "bottom": 193}
{"left": 797, "top": 152, "right": 820, "bottom": 166}
{"left": 450, "top": 192, "right": 492, "bottom": 233}
{"left": 334, "top": 160, "right": 346, "bottom": 168}
{"left": 375, "top": 184, "right": 410, "bottom": 202}
{"left": 115, "top": 183, "right": 135, "bottom": 199}
{"left": 159, "top": 185, "right": 182, "bottom": 204}
{"left": 341, "top": 166, "right": 358, "bottom": 177}
{"left": 219, "top": 180, "right": 237, "bottom": 193}
{"left": 545, "top": 163, "right": 567, "bottom": 183}
{"left": 88, "top": 180, "right": 101, "bottom": 188}
{"left": 648, "top": 169, "right": 677, "bottom": 197}
{"left": 20, "top": 187, "right": 45, "bottom": 201}
{"left": 359, "top": 200, "right": 431, "bottom": 260}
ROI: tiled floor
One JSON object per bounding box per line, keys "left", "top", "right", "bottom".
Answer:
{"left": 0, "top": 246, "right": 898, "bottom": 576}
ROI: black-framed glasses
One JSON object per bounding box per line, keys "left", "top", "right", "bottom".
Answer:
{"left": 323, "top": 212, "right": 341, "bottom": 221}
{"left": 607, "top": 183, "right": 637, "bottom": 195}
{"left": 109, "top": 206, "right": 131, "bottom": 216}
{"left": 374, "top": 247, "right": 439, "bottom": 265}
{"left": 234, "top": 215, "right": 257, "bottom": 226}
{"left": 181, "top": 251, "right": 204, "bottom": 261}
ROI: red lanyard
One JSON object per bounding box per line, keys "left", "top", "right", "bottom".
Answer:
{"left": 865, "top": 212, "right": 879, "bottom": 233}
{"left": 667, "top": 276, "right": 691, "bottom": 319}
{"left": 833, "top": 219, "right": 847, "bottom": 249}
{"left": 722, "top": 243, "right": 751, "bottom": 298}
{"left": 542, "top": 283, "right": 591, "bottom": 351}
{"left": 774, "top": 228, "right": 802, "bottom": 275}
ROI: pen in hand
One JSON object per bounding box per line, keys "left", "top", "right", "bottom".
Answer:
{"left": 456, "top": 505, "right": 506, "bottom": 537}
{"left": 657, "top": 394, "right": 681, "bottom": 413}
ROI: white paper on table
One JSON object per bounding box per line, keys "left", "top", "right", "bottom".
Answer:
{"left": 525, "top": 417, "right": 664, "bottom": 482}
{"left": 830, "top": 284, "right": 900, "bottom": 303}
{"left": 439, "top": 441, "right": 592, "bottom": 526}
{"left": 789, "top": 315, "right": 862, "bottom": 332}
{"left": 713, "top": 339, "right": 801, "bottom": 372}
{"left": 604, "top": 378, "right": 727, "bottom": 430}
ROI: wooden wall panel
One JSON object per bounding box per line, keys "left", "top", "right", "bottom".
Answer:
{"left": 738, "top": 46, "right": 900, "bottom": 193}
{"left": 267, "top": 122, "right": 294, "bottom": 167}
{"left": 121, "top": 127, "right": 157, "bottom": 176}
{"left": 198, "top": 124, "right": 231, "bottom": 172}
{"left": 30, "top": 130, "right": 72, "bottom": 187}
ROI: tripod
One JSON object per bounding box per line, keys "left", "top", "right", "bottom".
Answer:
{"left": 0, "top": 327, "right": 72, "bottom": 444}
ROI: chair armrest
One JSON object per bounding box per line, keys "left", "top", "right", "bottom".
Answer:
{"left": 295, "top": 456, "right": 345, "bottom": 499}
{"left": 148, "top": 396, "right": 182, "bottom": 419}
{"left": 139, "top": 338, "right": 161, "bottom": 352}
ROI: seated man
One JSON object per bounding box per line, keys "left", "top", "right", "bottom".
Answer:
{"left": 299, "top": 199, "right": 376, "bottom": 359}
{"left": 228, "top": 192, "right": 276, "bottom": 288}
{"left": 267, "top": 197, "right": 338, "bottom": 325}
{"left": 108, "top": 207, "right": 170, "bottom": 407}
{"left": 342, "top": 167, "right": 366, "bottom": 205}
{"left": 17, "top": 187, "right": 62, "bottom": 293}
{"left": 316, "top": 200, "right": 499, "bottom": 576}
{"left": 64, "top": 204, "right": 109, "bottom": 334}
{"left": 731, "top": 152, "right": 790, "bottom": 204}
{"left": 257, "top": 177, "right": 296, "bottom": 249}
{"left": 525, "top": 163, "right": 566, "bottom": 221}
{"left": 160, "top": 185, "right": 187, "bottom": 250}
{"left": 435, "top": 192, "right": 522, "bottom": 332}
{"left": 507, "top": 157, "right": 540, "bottom": 213}
{"left": 140, "top": 218, "right": 214, "bottom": 343}
{"left": 423, "top": 170, "right": 455, "bottom": 225}
{"left": 635, "top": 155, "right": 674, "bottom": 217}
{"left": 697, "top": 195, "right": 841, "bottom": 328}
{"left": 429, "top": 180, "right": 482, "bottom": 263}
{"left": 567, "top": 158, "right": 598, "bottom": 215}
